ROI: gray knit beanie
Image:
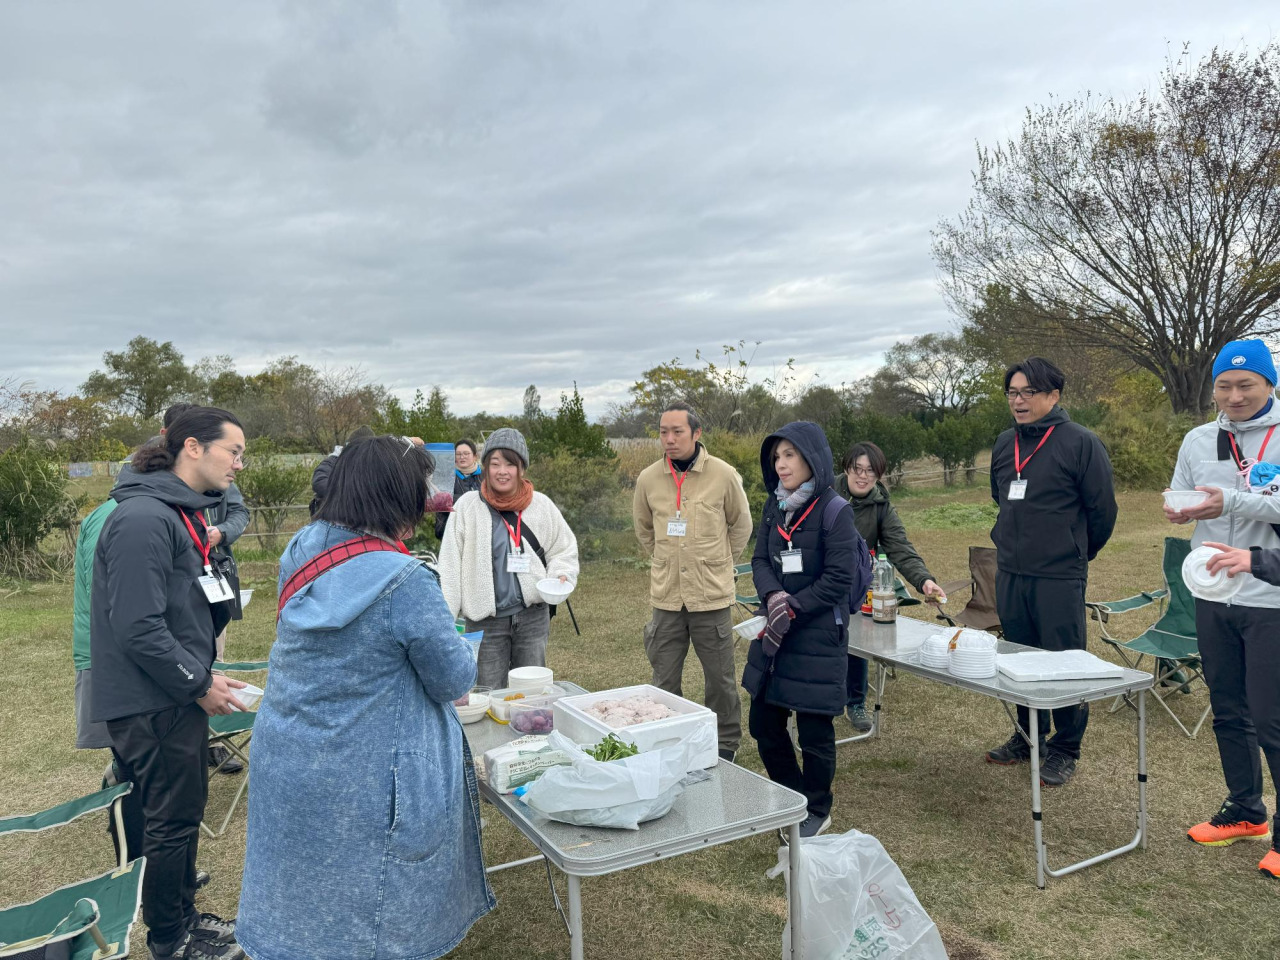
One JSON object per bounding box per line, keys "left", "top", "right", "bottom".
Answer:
{"left": 483, "top": 427, "right": 529, "bottom": 469}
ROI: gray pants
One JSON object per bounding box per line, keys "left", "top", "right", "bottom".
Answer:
{"left": 643, "top": 606, "right": 741, "bottom": 753}
{"left": 468, "top": 604, "right": 552, "bottom": 690}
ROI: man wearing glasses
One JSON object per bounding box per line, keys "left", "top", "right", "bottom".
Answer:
{"left": 984, "top": 358, "right": 1117, "bottom": 786}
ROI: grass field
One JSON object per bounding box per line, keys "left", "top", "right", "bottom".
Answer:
{"left": 2, "top": 484, "right": 1278, "bottom": 959}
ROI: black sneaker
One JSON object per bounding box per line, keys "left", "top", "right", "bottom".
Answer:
{"left": 985, "top": 733, "right": 1032, "bottom": 765}
{"left": 798, "top": 813, "right": 832, "bottom": 839}
{"left": 208, "top": 746, "right": 244, "bottom": 775}
{"left": 189, "top": 912, "right": 236, "bottom": 945}
{"left": 717, "top": 748, "right": 737, "bottom": 763}
{"left": 1039, "top": 750, "right": 1077, "bottom": 787}
{"left": 845, "top": 704, "right": 872, "bottom": 733}
{"left": 149, "top": 932, "right": 245, "bottom": 960}
{"left": 195, "top": 869, "right": 211, "bottom": 889}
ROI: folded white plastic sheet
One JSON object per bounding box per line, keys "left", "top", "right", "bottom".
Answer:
{"left": 996, "top": 649, "right": 1125, "bottom": 682}
{"left": 767, "top": 828, "right": 947, "bottom": 960}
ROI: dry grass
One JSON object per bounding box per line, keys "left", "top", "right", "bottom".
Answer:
{"left": 3, "top": 486, "right": 1279, "bottom": 959}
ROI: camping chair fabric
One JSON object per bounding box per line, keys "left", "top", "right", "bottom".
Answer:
{"left": 936, "top": 546, "right": 1003, "bottom": 635}
{"left": 0, "top": 783, "right": 131, "bottom": 848}
{"left": 1085, "top": 537, "right": 1211, "bottom": 738}
{"left": 733, "top": 563, "right": 759, "bottom": 617}
{"left": 202, "top": 661, "right": 267, "bottom": 838}
{"left": 0, "top": 860, "right": 145, "bottom": 960}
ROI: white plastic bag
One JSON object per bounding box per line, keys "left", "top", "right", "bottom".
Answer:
{"left": 516, "top": 727, "right": 706, "bottom": 830}
{"left": 767, "top": 828, "right": 947, "bottom": 960}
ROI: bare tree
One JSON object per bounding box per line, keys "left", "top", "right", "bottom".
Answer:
{"left": 881, "top": 333, "right": 995, "bottom": 417}
{"left": 934, "top": 44, "right": 1280, "bottom": 415}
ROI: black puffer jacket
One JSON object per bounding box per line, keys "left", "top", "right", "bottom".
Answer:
{"left": 989, "top": 405, "right": 1117, "bottom": 579}
{"left": 741, "top": 422, "right": 856, "bottom": 716}
{"left": 90, "top": 469, "right": 231, "bottom": 722}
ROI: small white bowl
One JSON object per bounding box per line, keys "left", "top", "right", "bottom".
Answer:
{"left": 239, "top": 588, "right": 254, "bottom": 608}
{"left": 508, "top": 665, "right": 554, "bottom": 694}
{"left": 536, "top": 578, "right": 574, "bottom": 604}
{"left": 1163, "top": 490, "right": 1208, "bottom": 512}
{"left": 233, "top": 683, "right": 264, "bottom": 710}
{"left": 454, "top": 688, "right": 491, "bottom": 724}
{"left": 734, "top": 616, "right": 766, "bottom": 640}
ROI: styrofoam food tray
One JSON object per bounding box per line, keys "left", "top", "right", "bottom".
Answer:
{"left": 996, "top": 650, "right": 1125, "bottom": 682}
{"left": 553, "top": 684, "right": 718, "bottom": 771}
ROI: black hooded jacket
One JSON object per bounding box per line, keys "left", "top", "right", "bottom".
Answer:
{"left": 741, "top": 421, "right": 857, "bottom": 716}
{"left": 89, "top": 468, "right": 231, "bottom": 722}
{"left": 989, "top": 405, "right": 1118, "bottom": 580}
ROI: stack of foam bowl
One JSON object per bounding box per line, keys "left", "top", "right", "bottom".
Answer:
{"left": 919, "top": 633, "right": 953, "bottom": 669}
{"left": 949, "top": 629, "right": 998, "bottom": 679}
{"left": 507, "top": 666, "right": 554, "bottom": 695}
{"left": 1182, "top": 546, "right": 1245, "bottom": 603}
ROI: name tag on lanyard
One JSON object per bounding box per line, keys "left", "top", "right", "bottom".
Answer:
{"left": 506, "top": 550, "right": 532, "bottom": 574}
{"left": 1008, "top": 479, "right": 1028, "bottom": 500}
{"left": 1009, "top": 426, "right": 1055, "bottom": 503}
{"left": 667, "top": 514, "right": 688, "bottom": 537}
{"left": 198, "top": 568, "right": 235, "bottom": 603}
{"left": 780, "top": 548, "right": 804, "bottom": 573}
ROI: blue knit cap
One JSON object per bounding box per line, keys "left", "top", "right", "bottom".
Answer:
{"left": 1212, "top": 339, "right": 1277, "bottom": 385}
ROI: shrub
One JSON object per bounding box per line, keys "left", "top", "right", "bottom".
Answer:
{"left": 237, "top": 438, "right": 313, "bottom": 549}
{"left": 700, "top": 430, "right": 769, "bottom": 521}
{"left": 826, "top": 413, "right": 927, "bottom": 488}
{"left": 0, "top": 439, "right": 84, "bottom": 577}
{"left": 1096, "top": 406, "right": 1195, "bottom": 489}
{"left": 528, "top": 452, "right": 629, "bottom": 559}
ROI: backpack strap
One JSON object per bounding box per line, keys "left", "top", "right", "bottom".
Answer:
{"left": 277, "top": 536, "right": 405, "bottom": 620}
{"left": 820, "top": 490, "right": 851, "bottom": 530}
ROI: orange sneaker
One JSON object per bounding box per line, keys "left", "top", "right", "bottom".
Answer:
{"left": 1187, "top": 803, "right": 1271, "bottom": 847}
{"left": 1260, "top": 848, "right": 1280, "bottom": 879}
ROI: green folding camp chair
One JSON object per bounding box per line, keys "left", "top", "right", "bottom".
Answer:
{"left": 0, "top": 782, "right": 145, "bottom": 959}
{"left": 733, "top": 563, "right": 759, "bottom": 618}
{"left": 202, "top": 659, "right": 268, "bottom": 839}
{"left": 1085, "top": 537, "right": 1211, "bottom": 739}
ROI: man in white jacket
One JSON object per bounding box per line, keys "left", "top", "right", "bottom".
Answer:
{"left": 1165, "top": 338, "right": 1280, "bottom": 876}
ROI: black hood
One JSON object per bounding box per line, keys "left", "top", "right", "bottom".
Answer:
{"left": 759, "top": 421, "right": 836, "bottom": 494}
{"left": 1015, "top": 404, "right": 1071, "bottom": 437}
{"left": 111, "top": 468, "right": 222, "bottom": 511}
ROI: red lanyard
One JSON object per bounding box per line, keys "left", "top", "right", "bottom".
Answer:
{"left": 176, "top": 508, "right": 212, "bottom": 572}
{"left": 501, "top": 512, "right": 523, "bottom": 551}
{"left": 1228, "top": 426, "right": 1276, "bottom": 468}
{"left": 667, "top": 458, "right": 692, "bottom": 514}
{"left": 776, "top": 497, "right": 820, "bottom": 544}
{"left": 1013, "top": 426, "right": 1056, "bottom": 479}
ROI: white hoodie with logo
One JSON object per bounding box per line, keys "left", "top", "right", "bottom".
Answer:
{"left": 1170, "top": 399, "right": 1280, "bottom": 608}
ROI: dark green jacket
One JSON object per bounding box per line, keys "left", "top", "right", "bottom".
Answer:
{"left": 834, "top": 475, "right": 934, "bottom": 591}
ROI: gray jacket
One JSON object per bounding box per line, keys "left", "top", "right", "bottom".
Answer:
{"left": 1170, "top": 400, "right": 1280, "bottom": 608}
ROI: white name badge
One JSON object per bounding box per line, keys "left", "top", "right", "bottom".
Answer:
{"left": 198, "top": 574, "right": 235, "bottom": 604}
{"left": 506, "top": 551, "right": 532, "bottom": 574}
{"left": 1008, "top": 479, "right": 1028, "bottom": 501}
{"left": 667, "top": 517, "right": 688, "bottom": 537}
{"left": 780, "top": 548, "right": 804, "bottom": 573}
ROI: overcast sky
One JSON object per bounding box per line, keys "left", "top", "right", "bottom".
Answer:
{"left": 1, "top": 2, "right": 1276, "bottom": 417}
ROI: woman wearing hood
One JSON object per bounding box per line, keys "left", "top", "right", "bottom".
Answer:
{"left": 237, "top": 436, "right": 494, "bottom": 960}
{"left": 742, "top": 422, "right": 858, "bottom": 838}
{"left": 836, "top": 441, "right": 945, "bottom": 732}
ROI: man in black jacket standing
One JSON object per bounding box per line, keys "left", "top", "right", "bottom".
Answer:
{"left": 984, "top": 358, "right": 1117, "bottom": 787}
{"left": 91, "top": 406, "right": 250, "bottom": 960}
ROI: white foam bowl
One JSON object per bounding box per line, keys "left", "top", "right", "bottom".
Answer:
{"left": 239, "top": 588, "right": 254, "bottom": 608}
{"left": 1182, "top": 546, "right": 1244, "bottom": 602}
{"left": 508, "top": 666, "right": 554, "bottom": 694}
{"left": 734, "top": 616, "right": 766, "bottom": 640}
{"left": 1163, "top": 490, "right": 1208, "bottom": 512}
{"left": 536, "top": 578, "right": 574, "bottom": 605}
{"left": 233, "top": 683, "right": 264, "bottom": 710}
{"left": 454, "top": 690, "right": 491, "bottom": 724}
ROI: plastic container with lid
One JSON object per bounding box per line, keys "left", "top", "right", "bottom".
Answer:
{"left": 509, "top": 695, "right": 559, "bottom": 735}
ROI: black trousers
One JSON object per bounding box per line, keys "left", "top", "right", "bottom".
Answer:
{"left": 749, "top": 698, "right": 836, "bottom": 819}
{"left": 107, "top": 703, "right": 209, "bottom": 946}
{"left": 1195, "top": 600, "right": 1280, "bottom": 827}
{"left": 846, "top": 654, "right": 869, "bottom": 707}
{"left": 996, "top": 573, "right": 1089, "bottom": 759}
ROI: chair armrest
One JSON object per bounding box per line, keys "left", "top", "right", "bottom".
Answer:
{"left": 0, "top": 781, "right": 133, "bottom": 837}
{"left": 1086, "top": 589, "right": 1167, "bottom": 623}
{"left": 937, "top": 577, "right": 973, "bottom": 598}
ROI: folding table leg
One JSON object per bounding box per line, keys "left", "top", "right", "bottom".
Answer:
{"left": 834, "top": 661, "right": 885, "bottom": 747}
{"left": 1028, "top": 707, "right": 1046, "bottom": 889}
{"left": 1138, "top": 690, "right": 1148, "bottom": 851}
{"left": 567, "top": 873, "right": 584, "bottom": 960}
{"left": 788, "top": 821, "right": 803, "bottom": 960}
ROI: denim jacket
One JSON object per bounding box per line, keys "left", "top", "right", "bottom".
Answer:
{"left": 237, "top": 522, "right": 495, "bottom": 960}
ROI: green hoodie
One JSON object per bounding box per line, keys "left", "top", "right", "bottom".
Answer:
{"left": 72, "top": 499, "right": 118, "bottom": 670}
{"left": 833, "top": 475, "right": 934, "bottom": 591}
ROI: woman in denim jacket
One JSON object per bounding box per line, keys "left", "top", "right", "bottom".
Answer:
{"left": 237, "top": 437, "right": 494, "bottom": 960}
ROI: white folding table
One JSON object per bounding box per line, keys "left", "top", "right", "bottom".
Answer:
{"left": 845, "top": 615, "right": 1154, "bottom": 887}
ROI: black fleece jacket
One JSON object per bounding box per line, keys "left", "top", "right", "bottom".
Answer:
{"left": 989, "top": 405, "right": 1117, "bottom": 580}
{"left": 89, "top": 469, "right": 231, "bottom": 722}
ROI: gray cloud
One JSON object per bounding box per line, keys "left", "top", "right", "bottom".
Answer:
{"left": 1, "top": 1, "right": 1276, "bottom": 415}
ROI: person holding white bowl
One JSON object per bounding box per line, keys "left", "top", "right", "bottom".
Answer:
{"left": 1164, "top": 338, "right": 1280, "bottom": 879}
{"left": 439, "top": 428, "right": 580, "bottom": 689}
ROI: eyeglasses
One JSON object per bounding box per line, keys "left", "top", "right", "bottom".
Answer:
{"left": 207, "top": 442, "right": 249, "bottom": 467}
{"left": 1005, "top": 388, "right": 1041, "bottom": 401}
{"left": 848, "top": 466, "right": 876, "bottom": 478}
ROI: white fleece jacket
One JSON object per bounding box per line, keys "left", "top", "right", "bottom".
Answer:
{"left": 438, "top": 490, "right": 580, "bottom": 621}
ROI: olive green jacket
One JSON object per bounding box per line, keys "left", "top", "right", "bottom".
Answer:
{"left": 834, "top": 475, "right": 934, "bottom": 591}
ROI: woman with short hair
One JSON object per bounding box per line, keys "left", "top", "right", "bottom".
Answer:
{"left": 237, "top": 435, "right": 494, "bottom": 960}
{"left": 836, "top": 441, "right": 944, "bottom": 731}
{"left": 438, "top": 427, "right": 580, "bottom": 689}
